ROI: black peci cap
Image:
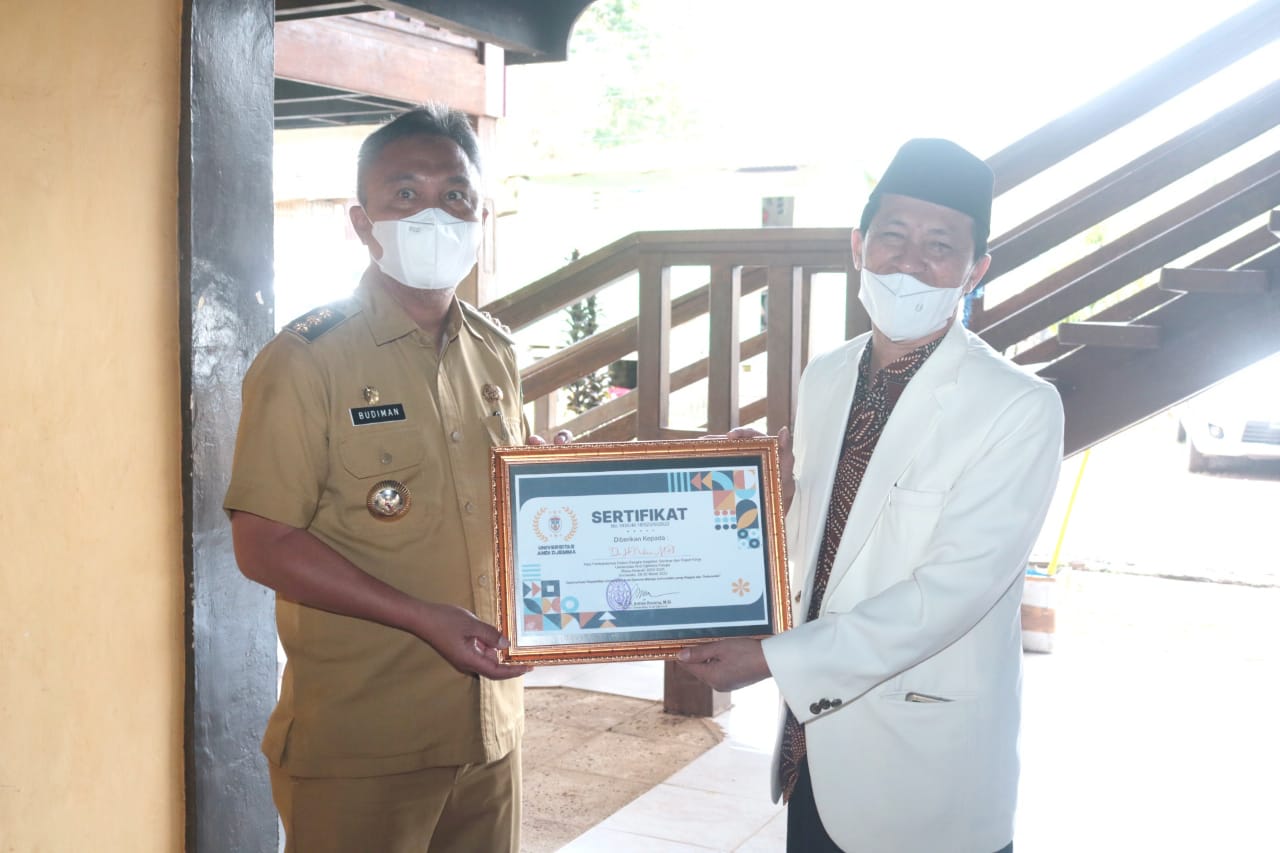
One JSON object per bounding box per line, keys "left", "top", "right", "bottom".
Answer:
{"left": 859, "top": 138, "right": 994, "bottom": 250}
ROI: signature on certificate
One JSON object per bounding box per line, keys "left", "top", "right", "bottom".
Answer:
{"left": 633, "top": 586, "right": 676, "bottom": 603}
{"left": 609, "top": 544, "right": 677, "bottom": 558}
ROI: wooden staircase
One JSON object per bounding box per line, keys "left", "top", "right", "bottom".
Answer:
{"left": 482, "top": 1, "right": 1280, "bottom": 460}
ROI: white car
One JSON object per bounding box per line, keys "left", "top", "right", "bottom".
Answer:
{"left": 1177, "top": 353, "right": 1280, "bottom": 472}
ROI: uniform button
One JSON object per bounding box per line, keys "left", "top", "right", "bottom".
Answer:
{"left": 450, "top": 429, "right": 462, "bottom": 442}
{"left": 809, "top": 702, "right": 822, "bottom": 715}
{"left": 478, "top": 574, "right": 488, "bottom": 586}
{"left": 831, "top": 698, "right": 842, "bottom": 707}
{"left": 464, "top": 501, "right": 475, "bottom": 514}
{"left": 819, "top": 698, "right": 831, "bottom": 710}
{"left": 379, "top": 452, "right": 392, "bottom": 465}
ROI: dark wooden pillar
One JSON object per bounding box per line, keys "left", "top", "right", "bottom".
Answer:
{"left": 181, "top": 1, "right": 279, "bottom": 850}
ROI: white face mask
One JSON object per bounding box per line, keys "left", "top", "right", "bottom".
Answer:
{"left": 369, "top": 207, "right": 483, "bottom": 291}
{"left": 857, "top": 268, "right": 966, "bottom": 342}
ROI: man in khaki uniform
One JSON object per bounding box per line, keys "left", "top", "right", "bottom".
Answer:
{"left": 226, "top": 105, "right": 559, "bottom": 852}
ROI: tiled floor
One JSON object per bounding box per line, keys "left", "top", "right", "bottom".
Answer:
{"left": 525, "top": 662, "right": 786, "bottom": 852}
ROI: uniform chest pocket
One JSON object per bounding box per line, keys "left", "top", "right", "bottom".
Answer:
{"left": 483, "top": 412, "right": 523, "bottom": 448}
{"left": 338, "top": 427, "right": 425, "bottom": 479}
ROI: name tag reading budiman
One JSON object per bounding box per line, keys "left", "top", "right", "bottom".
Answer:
{"left": 490, "top": 438, "right": 793, "bottom": 665}
{"left": 349, "top": 404, "right": 406, "bottom": 426}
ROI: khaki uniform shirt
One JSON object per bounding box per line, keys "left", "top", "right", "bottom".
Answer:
{"left": 224, "top": 272, "right": 527, "bottom": 778}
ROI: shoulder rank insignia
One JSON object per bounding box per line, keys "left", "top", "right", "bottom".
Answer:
{"left": 285, "top": 304, "right": 347, "bottom": 342}
{"left": 460, "top": 301, "right": 516, "bottom": 346}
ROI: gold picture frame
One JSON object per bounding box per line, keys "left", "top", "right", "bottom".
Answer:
{"left": 490, "top": 437, "right": 792, "bottom": 665}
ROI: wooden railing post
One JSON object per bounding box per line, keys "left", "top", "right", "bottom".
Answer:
{"left": 707, "top": 263, "right": 740, "bottom": 433}
{"left": 533, "top": 388, "right": 556, "bottom": 436}
{"left": 636, "top": 253, "right": 670, "bottom": 440}
{"left": 766, "top": 265, "right": 803, "bottom": 434}
{"left": 845, "top": 265, "right": 872, "bottom": 341}
{"left": 800, "top": 268, "right": 813, "bottom": 370}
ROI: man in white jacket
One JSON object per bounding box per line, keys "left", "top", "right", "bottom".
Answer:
{"left": 678, "top": 138, "right": 1064, "bottom": 853}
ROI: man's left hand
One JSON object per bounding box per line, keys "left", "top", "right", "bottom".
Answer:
{"left": 676, "top": 638, "right": 770, "bottom": 692}
{"left": 526, "top": 430, "right": 573, "bottom": 446}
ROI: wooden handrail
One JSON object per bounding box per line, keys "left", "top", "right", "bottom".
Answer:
{"left": 986, "top": 0, "right": 1280, "bottom": 194}
{"left": 554, "top": 331, "right": 770, "bottom": 439}
{"left": 482, "top": 228, "right": 849, "bottom": 331}
{"left": 484, "top": 236, "right": 641, "bottom": 331}
{"left": 984, "top": 78, "right": 1280, "bottom": 284}
{"left": 520, "top": 268, "right": 770, "bottom": 400}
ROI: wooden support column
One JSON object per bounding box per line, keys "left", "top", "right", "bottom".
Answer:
{"left": 707, "top": 263, "right": 741, "bottom": 433}
{"left": 470, "top": 111, "right": 500, "bottom": 306}
{"left": 182, "top": 0, "right": 278, "bottom": 850}
{"left": 636, "top": 254, "right": 670, "bottom": 441}
{"left": 767, "top": 266, "right": 803, "bottom": 434}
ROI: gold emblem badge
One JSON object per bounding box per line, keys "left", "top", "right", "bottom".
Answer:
{"left": 367, "top": 480, "right": 410, "bottom": 520}
{"left": 481, "top": 383, "right": 504, "bottom": 405}
{"left": 363, "top": 386, "right": 380, "bottom": 405}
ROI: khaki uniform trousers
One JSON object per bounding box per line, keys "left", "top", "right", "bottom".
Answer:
{"left": 270, "top": 750, "right": 520, "bottom": 853}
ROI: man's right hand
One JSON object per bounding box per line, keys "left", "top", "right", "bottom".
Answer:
{"left": 414, "top": 602, "right": 532, "bottom": 680}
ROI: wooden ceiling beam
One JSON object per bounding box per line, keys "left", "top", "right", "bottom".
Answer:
{"left": 275, "top": 2, "right": 380, "bottom": 21}
{"left": 275, "top": 15, "right": 502, "bottom": 117}
{"left": 367, "top": 0, "right": 594, "bottom": 63}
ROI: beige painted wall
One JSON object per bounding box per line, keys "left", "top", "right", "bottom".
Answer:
{"left": 0, "top": 2, "right": 184, "bottom": 850}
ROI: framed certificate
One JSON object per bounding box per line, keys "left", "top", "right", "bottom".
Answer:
{"left": 490, "top": 438, "right": 792, "bottom": 665}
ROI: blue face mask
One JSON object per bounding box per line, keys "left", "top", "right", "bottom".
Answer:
{"left": 370, "top": 207, "right": 482, "bottom": 291}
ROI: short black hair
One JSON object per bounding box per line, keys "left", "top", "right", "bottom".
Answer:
{"left": 859, "top": 195, "right": 989, "bottom": 259}
{"left": 356, "top": 104, "right": 481, "bottom": 205}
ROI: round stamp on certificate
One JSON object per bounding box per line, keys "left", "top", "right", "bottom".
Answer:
{"left": 606, "top": 578, "right": 634, "bottom": 612}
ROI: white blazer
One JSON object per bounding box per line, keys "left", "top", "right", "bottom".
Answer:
{"left": 761, "top": 322, "right": 1064, "bottom": 853}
